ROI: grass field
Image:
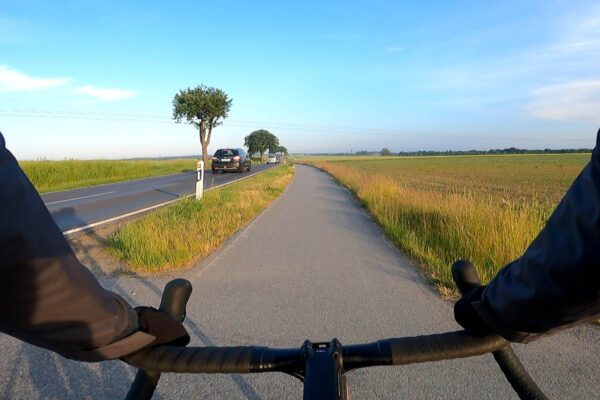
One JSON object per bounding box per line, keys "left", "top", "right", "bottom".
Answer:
{"left": 296, "top": 154, "right": 590, "bottom": 296}
{"left": 106, "top": 164, "right": 295, "bottom": 273}
{"left": 20, "top": 159, "right": 201, "bottom": 193}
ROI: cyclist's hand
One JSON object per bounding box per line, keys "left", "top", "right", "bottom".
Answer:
{"left": 135, "top": 306, "right": 190, "bottom": 348}
{"left": 453, "top": 286, "right": 493, "bottom": 335}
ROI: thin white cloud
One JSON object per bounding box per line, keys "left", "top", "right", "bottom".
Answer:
{"left": 74, "top": 85, "right": 137, "bottom": 103}
{"left": 526, "top": 80, "right": 600, "bottom": 122}
{"left": 384, "top": 46, "right": 404, "bottom": 53}
{"left": 0, "top": 65, "right": 69, "bottom": 92}
{"left": 560, "top": 11, "right": 600, "bottom": 52}
{"left": 429, "top": 5, "right": 600, "bottom": 91}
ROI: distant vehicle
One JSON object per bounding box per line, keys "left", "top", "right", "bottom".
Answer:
{"left": 266, "top": 154, "right": 279, "bottom": 164}
{"left": 211, "top": 148, "right": 251, "bottom": 174}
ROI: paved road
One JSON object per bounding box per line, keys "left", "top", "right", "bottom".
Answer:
{"left": 41, "top": 164, "right": 277, "bottom": 233}
{"left": 1, "top": 164, "right": 598, "bottom": 399}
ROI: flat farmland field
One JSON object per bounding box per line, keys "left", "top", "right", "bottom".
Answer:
{"left": 297, "top": 154, "right": 590, "bottom": 295}
{"left": 19, "top": 158, "right": 199, "bottom": 193}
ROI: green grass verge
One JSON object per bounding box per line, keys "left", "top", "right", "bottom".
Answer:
{"left": 106, "top": 164, "right": 295, "bottom": 273}
{"left": 20, "top": 159, "right": 202, "bottom": 193}
{"left": 297, "top": 154, "right": 589, "bottom": 296}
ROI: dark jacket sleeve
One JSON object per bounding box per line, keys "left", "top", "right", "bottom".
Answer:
{"left": 473, "top": 129, "right": 600, "bottom": 343}
{"left": 0, "top": 133, "right": 155, "bottom": 361}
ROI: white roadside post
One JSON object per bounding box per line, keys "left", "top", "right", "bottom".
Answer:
{"left": 196, "top": 160, "right": 204, "bottom": 200}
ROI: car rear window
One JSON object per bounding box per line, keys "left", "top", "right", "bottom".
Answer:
{"left": 215, "top": 149, "right": 238, "bottom": 157}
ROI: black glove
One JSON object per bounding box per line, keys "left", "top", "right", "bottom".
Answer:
{"left": 135, "top": 306, "right": 190, "bottom": 348}
{"left": 454, "top": 286, "right": 493, "bottom": 335}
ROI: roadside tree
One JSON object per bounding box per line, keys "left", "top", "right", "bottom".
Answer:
{"left": 276, "top": 145, "right": 288, "bottom": 154}
{"left": 245, "top": 130, "right": 279, "bottom": 162}
{"left": 267, "top": 134, "right": 280, "bottom": 154}
{"left": 381, "top": 148, "right": 392, "bottom": 156}
{"left": 172, "top": 85, "right": 232, "bottom": 166}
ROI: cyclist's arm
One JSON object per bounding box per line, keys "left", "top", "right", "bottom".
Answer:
{"left": 0, "top": 133, "right": 156, "bottom": 361}
{"left": 473, "top": 128, "right": 600, "bottom": 342}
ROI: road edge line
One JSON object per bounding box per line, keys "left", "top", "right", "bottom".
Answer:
{"left": 62, "top": 166, "right": 275, "bottom": 236}
{"left": 41, "top": 170, "right": 196, "bottom": 195}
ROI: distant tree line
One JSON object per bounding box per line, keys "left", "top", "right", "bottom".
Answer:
{"left": 395, "top": 147, "right": 593, "bottom": 156}
{"left": 306, "top": 148, "right": 592, "bottom": 156}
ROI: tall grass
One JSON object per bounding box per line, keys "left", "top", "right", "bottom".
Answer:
{"left": 20, "top": 159, "right": 200, "bottom": 193}
{"left": 299, "top": 154, "right": 589, "bottom": 295}
{"left": 106, "top": 164, "right": 295, "bottom": 273}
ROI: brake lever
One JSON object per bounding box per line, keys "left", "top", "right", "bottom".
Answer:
{"left": 452, "top": 261, "right": 547, "bottom": 400}
{"left": 125, "top": 279, "right": 192, "bottom": 400}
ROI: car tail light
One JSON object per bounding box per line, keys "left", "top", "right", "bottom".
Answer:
{"left": 233, "top": 156, "right": 241, "bottom": 161}
{"left": 211, "top": 157, "right": 217, "bottom": 161}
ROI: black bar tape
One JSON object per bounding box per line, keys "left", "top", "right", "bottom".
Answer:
{"left": 125, "top": 370, "right": 161, "bottom": 400}
{"left": 388, "top": 331, "right": 507, "bottom": 365}
{"left": 342, "top": 340, "right": 393, "bottom": 370}
{"left": 125, "top": 345, "right": 262, "bottom": 373}
{"left": 493, "top": 347, "right": 549, "bottom": 400}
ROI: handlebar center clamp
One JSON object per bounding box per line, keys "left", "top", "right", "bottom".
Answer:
{"left": 301, "top": 339, "right": 345, "bottom": 400}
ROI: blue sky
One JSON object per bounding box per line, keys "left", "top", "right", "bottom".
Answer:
{"left": 1, "top": 0, "right": 599, "bottom": 159}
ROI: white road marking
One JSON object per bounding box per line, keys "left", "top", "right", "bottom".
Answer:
{"left": 62, "top": 197, "right": 183, "bottom": 236}
{"left": 46, "top": 191, "right": 116, "bottom": 205}
{"left": 62, "top": 167, "right": 275, "bottom": 236}
{"left": 41, "top": 171, "right": 191, "bottom": 194}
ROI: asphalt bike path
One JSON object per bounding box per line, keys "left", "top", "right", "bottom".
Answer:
{"left": 40, "top": 164, "right": 276, "bottom": 233}
{"left": 0, "top": 164, "right": 598, "bottom": 399}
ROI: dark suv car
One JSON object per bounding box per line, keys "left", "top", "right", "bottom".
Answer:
{"left": 211, "top": 148, "right": 251, "bottom": 174}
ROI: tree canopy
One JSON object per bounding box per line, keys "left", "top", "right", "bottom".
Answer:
{"left": 276, "top": 145, "right": 288, "bottom": 154}
{"left": 244, "top": 130, "right": 279, "bottom": 161}
{"left": 381, "top": 148, "right": 391, "bottom": 156}
{"left": 172, "top": 85, "right": 232, "bottom": 165}
{"left": 267, "top": 135, "right": 280, "bottom": 154}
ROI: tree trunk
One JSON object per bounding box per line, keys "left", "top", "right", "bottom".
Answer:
{"left": 206, "top": 125, "right": 212, "bottom": 166}
{"left": 202, "top": 142, "right": 209, "bottom": 167}
{"left": 198, "top": 123, "right": 209, "bottom": 166}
